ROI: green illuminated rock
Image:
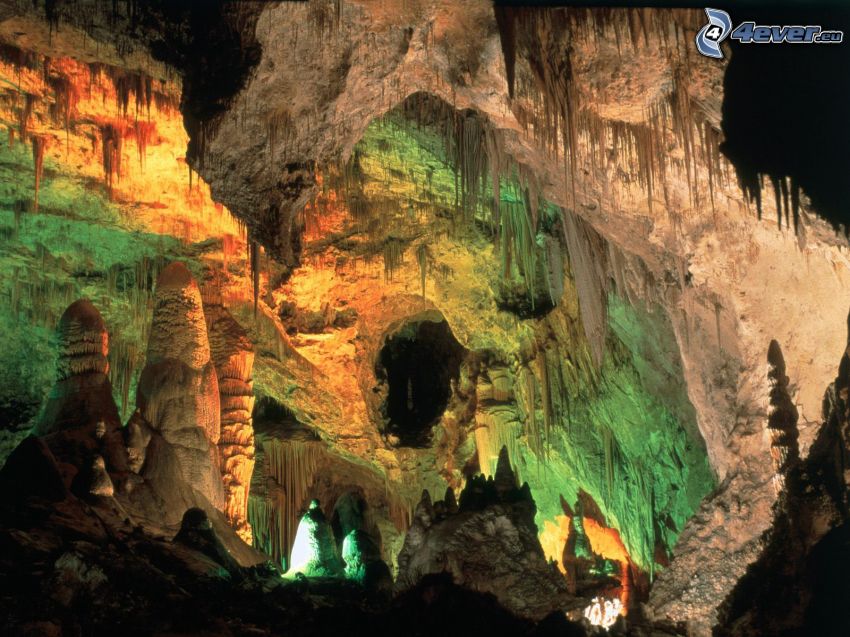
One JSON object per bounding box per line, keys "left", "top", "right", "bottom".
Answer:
{"left": 288, "top": 500, "right": 345, "bottom": 578}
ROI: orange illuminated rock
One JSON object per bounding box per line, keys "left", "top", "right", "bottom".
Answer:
{"left": 205, "top": 300, "right": 256, "bottom": 543}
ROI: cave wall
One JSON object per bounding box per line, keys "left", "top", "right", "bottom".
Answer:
{"left": 186, "top": 3, "right": 850, "bottom": 631}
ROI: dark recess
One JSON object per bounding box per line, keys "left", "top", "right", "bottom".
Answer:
{"left": 719, "top": 7, "right": 850, "bottom": 231}
{"left": 377, "top": 320, "right": 464, "bottom": 447}
{"left": 135, "top": 0, "right": 263, "bottom": 166}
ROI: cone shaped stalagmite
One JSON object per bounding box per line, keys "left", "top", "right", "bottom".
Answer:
{"left": 205, "top": 300, "right": 256, "bottom": 543}
{"left": 288, "top": 499, "right": 345, "bottom": 577}
{"left": 133, "top": 262, "right": 224, "bottom": 510}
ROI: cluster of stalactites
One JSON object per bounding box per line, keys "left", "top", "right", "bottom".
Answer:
{"left": 0, "top": 44, "right": 177, "bottom": 204}
{"left": 249, "top": 438, "right": 323, "bottom": 569}
{"left": 494, "top": 7, "right": 751, "bottom": 225}
{"left": 331, "top": 93, "right": 557, "bottom": 309}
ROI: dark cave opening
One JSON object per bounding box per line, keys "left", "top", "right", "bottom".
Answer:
{"left": 331, "top": 491, "right": 368, "bottom": 547}
{"left": 330, "top": 490, "right": 383, "bottom": 559}
{"left": 720, "top": 6, "right": 850, "bottom": 230}
{"left": 377, "top": 319, "right": 464, "bottom": 447}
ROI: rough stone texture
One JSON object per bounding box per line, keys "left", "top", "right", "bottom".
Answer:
{"left": 205, "top": 300, "right": 256, "bottom": 543}
{"left": 396, "top": 448, "right": 569, "bottom": 620}
{"left": 174, "top": 507, "right": 244, "bottom": 579}
{"left": 132, "top": 262, "right": 224, "bottom": 510}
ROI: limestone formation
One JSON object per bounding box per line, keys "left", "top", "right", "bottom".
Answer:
{"left": 341, "top": 529, "right": 393, "bottom": 594}
{"left": 715, "top": 319, "right": 850, "bottom": 635}
{"left": 205, "top": 300, "right": 256, "bottom": 544}
{"left": 174, "top": 507, "right": 243, "bottom": 579}
{"left": 131, "top": 262, "right": 224, "bottom": 510}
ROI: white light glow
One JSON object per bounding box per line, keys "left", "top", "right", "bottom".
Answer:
{"left": 583, "top": 596, "right": 623, "bottom": 630}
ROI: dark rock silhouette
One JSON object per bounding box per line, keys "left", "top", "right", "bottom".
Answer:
{"left": 395, "top": 446, "right": 570, "bottom": 620}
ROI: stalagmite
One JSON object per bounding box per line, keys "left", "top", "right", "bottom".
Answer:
{"left": 130, "top": 262, "right": 224, "bottom": 510}
{"left": 766, "top": 340, "right": 800, "bottom": 493}
{"left": 37, "top": 299, "right": 128, "bottom": 490}
{"left": 288, "top": 499, "right": 345, "bottom": 577}
{"left": 494, "top": 445, "right": 518, "bottom": 496}
{"left": 205, "top": 300, "right": 256, "bottom": 543}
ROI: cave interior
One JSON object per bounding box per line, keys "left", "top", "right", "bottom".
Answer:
{"left": 0, "top": 1, "right": 849, "bottom": 636}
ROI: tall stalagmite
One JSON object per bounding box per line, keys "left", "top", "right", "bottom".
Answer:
{"left": 205, "top": 300, "right": 256, "bottom": 543}
{"left": 131, "top": 262, "right": 224, "bottom": 509}
{"left": 37, "top": 299, "right": 128, "bottom": 493}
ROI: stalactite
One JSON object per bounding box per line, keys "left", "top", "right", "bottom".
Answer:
{"left": 520, "top": 365, "right": 541, "bottom": 456}
{"left": 132, "top": 120, "right": 155, "bottom": 168}
{"left": 602, "top": 425, "right": 616, "bottom": 499}
{"left": 249, "top": 438, "right": 322, "bottom": 570}
{"left": 99, "top": 123, "right": 123, "bottom": 195}
{"left": 267, "top": 107, "right": 293, "bottom": 159}
{"left": 536, "top": 349, "right": 552, "bottom": 450}
{"left": 382, "top": 237, "right": 404, "bottom": 282}
{"left": 47, "top": 74, "right": 78, "bottom": 140}
{"left": 250, "top": 238, "right": 260, "bottom": 315}
{"left": 562, "top": 208, "right": 608, "bottom": 366}
{"left": 31, "top": 135, "right": 46, "bottom": 212}
{"left": 19, "top": 93, "right": 35, "bottom": 143}
{"left": 416, "top": 243, "right": 427, "bottom": 297}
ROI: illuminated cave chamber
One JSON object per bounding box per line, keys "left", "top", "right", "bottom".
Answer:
{"left": 377, "top": 318, "right": 464, "bottom": 447}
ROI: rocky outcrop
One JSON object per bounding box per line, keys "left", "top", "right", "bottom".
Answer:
{"left": 129, "top": 262, "right": 224, "bottom": 510}
{"left": 205, "top": 300, "right": 256, "bottom": 543}
{"left": 35, "top": 299, "right": 127, "bottom": 495}
{"left": 396, "top": 447, "right": 569, "bottom": 620}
